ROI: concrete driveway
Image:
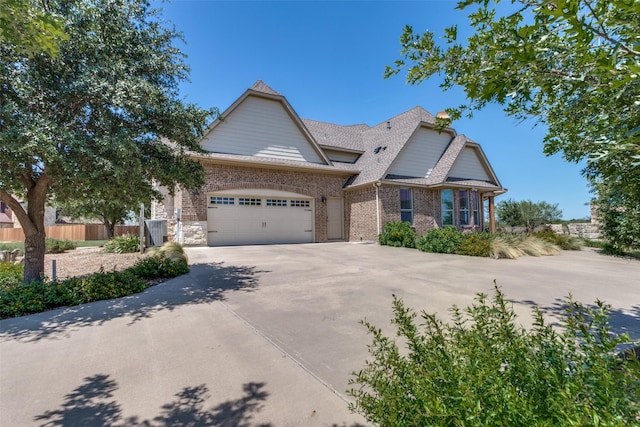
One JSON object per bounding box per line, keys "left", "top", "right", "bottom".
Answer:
{"left": 1, "top": 243, "right": 639, "bottom": 426}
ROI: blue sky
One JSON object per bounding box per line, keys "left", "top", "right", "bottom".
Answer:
{"left": 153, "top": 0, "right": 592, "bottom": 220}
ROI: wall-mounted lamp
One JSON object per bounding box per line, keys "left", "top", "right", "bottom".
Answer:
{"left": 192, "top": 189, "right": 200, "bottom": 197}
{"left": 321, "top": 195, "right": 327, "bottom": 203}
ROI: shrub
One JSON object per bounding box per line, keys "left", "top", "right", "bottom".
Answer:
{"left": 534, "top": 230, "right": 581, "bottom": 250}
{"left": 416, "top": 226, "right": 463, "bottom": 254}
{"left": 104, "top": 234, "right": 140, "bottom": 254}
{"left": 0, "top": 243, "right": 189, "bottom": 318}
{"left": 0, "top": 261, "right": 23, "bottom": 290}
{"left": 128, "top": 252, "right": 189, "bottom": 280}
{"left": 489, "top": 233, "right": 560, "bottom": 259}
{"left": 456, "top": 232, "right": 492, "bottom": 257}
{"left": 348, "top": 286, "right": 640, "bottom": 426}
{"left": 158, "top": 241, "right": 188, "bottom": 264}
{"left": 45, "top": 238, "right": 77, "bottom": 253}
{"left": 379, "top": 222, "right": 416, "bottom": 248}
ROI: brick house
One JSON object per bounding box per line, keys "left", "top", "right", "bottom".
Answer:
{"left": 153, "top": 81, "right": 506, "bottom": 246}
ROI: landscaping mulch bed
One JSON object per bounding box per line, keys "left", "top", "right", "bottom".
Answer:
{"left": 44, "top": 247, "right": 147, "bottom": 280}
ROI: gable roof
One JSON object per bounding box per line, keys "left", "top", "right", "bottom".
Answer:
{"left": 193, "top": 81, "right": 504, "bottom": 192}
{"left": 200, "top": 80, "right": 332, "bottom": 166}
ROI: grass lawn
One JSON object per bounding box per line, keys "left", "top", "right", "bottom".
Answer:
{"left": 0, "top": 240, "right": 110, "bottom": 252}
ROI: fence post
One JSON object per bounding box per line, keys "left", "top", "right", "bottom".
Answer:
{"left": 139, "top": 203, "right": 145, "bottom": 254}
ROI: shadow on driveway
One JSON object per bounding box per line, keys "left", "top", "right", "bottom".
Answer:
{"left": 34, "top": 374, "right": 272, "bottom": 427}
{"left": 514, "top": 298, "right": 640, "bottom": 341}
{"left": 0, "top": 262, "right": 267, "bottom": 343}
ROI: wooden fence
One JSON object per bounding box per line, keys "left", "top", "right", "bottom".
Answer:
{"left": 0, "top": 224, "right": 140, "bottom": 242}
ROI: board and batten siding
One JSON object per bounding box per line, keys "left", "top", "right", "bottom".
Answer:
{"left": 387, "top": 127, "right": 452, "bottom": 178}
{"left": 201, "top": 96, "right": 326, "bottom": 164}
{"left": 448, "top": 147, "right": 492, "bottom": 181}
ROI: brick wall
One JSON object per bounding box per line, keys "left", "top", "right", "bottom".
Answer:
{"left": 345, "top": 186, "right": 377, "bottom": 241}
{"left": 345, "top": 185, "right": 441, "bottom": 241}
{"left": 413, "top": 188, "right": 440, "bottom": 234}
{"left": 169, "top": 162, "right": 351, "bottom": 244}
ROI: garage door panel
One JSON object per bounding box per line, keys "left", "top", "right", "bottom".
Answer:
{"left": 207, "top": 192, "right": 314, "bottom": 246}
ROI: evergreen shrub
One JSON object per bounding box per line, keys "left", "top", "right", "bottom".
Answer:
{"left": 379, "top": 221, "right": 416, "bottom": 248}
{"left": 416, "top": 226, "right": 463, "bottom": 254}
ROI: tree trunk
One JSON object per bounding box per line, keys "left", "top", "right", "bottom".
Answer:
{"left": 0, "top": 173, "right": 51, "bottom": 284}
{"left": 22, "top": 182, "right": 49, "bottom": 284}
{"left": 24, "top": 230, "right": 46, "bottom": 283}
{"left": 104, "top": 220, "right": 115, "bottom": 239}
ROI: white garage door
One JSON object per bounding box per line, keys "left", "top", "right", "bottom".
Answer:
{"left": 207, "top": 190, "right": 314, "bottom": 246}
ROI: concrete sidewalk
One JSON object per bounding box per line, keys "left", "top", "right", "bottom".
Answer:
{"left": 1, "top": 243, "right": 638, "bottom": 426}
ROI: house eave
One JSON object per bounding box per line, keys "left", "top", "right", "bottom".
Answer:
{"left": 191, "top": 152, "right": 357, "bottom": 175}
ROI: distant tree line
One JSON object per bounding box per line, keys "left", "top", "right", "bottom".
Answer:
{"left": 496, "top": 199, "right": 562, "bottom": 229}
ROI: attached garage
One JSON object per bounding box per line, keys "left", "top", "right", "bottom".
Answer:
{"left": 207, "top": 189, "right": 314, "bottom": 246}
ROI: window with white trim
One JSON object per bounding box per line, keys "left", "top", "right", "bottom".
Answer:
{"left": 459, "top": 190, "right": 470, "bottom": 225}
{"left": 441, "top": 190, "right": 454, "bottom": 226}
{"left": 400, "top": 188, "right": 413, "bottom": 224}
{"left": 471, "top": 191, "right": 479, "bottom": 226}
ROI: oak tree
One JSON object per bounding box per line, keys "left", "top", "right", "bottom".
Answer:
{"left": 0, "top": 0, "right": 212, "bottom": 283}
{"left": 386, "top": 0, "right": 639, "bottom": 249}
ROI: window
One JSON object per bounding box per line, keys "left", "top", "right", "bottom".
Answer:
{"left": 459, "top": 190, "right": 470, "bottom": 225}
{"left": 290, "top": 200, "right": 310, "bottom": 208}
{"left": 400, "top": 188, "right": 413, "bottom": 224}
{"left": 471, "top": 191, "right": 479, "bottom": 226}
{"left": 441, "top": 190, "right": 454, "bottom": 226}
{"left": 239, "top": 198, "right": 261, "bottom": 206}
{"left": 266, "top": 199, "right": 287, "bottom": 207}
{"left": 210, "top": 196, "right": 234, "bottom": 205}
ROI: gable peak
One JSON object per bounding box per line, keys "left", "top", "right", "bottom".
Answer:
{"left": 250, "top": 80, "right": 282, "bottom": 96}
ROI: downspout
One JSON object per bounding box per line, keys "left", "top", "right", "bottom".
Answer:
{"left": 375, "top": 181, "right": 382, "bottom": 235}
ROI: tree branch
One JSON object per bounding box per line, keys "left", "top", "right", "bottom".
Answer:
{"left": 581, "top": 0, "right": 640, "bottom": 58}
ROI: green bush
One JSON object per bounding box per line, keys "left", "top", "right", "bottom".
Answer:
{"left": 104, "top": 234, "right": 140, "bottom": 254}
{"left": 45, "top": 238, "right": 77, "bottom": 253}
{"left": 533, "top": 230, "right": 581, "bottom": 250}
{"left": 416, "top": 226, "right": 463, "bottom": 254}
{"left": 456, "top": 232, "right": 492, "bottom": 257}
{"left": 128, "top": 252, "right": 189, "bottom": 280}
{"left": 378, "top": 221, "right": 416, "bottom": 248}
{"left": 0, "top": 245, "right": 190, "bottom": 318}
{"left": 349, "top": 286, "right": 640, "bottom": 426}
{"left": 0, "top": 261, "right": 23, "bottom": 290}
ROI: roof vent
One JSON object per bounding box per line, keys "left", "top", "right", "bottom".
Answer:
{"left": 373, "top": 146, "right": 382, "bottom": 154}
{"left": 386, "top": 121, "right": 391, "bottom": 130}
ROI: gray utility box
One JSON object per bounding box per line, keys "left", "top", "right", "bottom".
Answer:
{"left": 145, "top": 219, "right": 167, "bottom": 247}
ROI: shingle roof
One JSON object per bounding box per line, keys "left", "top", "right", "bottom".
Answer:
{"left": 301, "top": 119, "right": 369, "bottom": 151}
{"left": 199, "top": 81, "right": 503, "bottom": 191}
{"left": 249, "top": 80, "right": 281, "bottom": 96}
{"left": 345, "top": 106, "right": 439, "bottom": 187}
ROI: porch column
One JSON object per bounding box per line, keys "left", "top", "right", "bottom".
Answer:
{"left": 488, "top": 196, "right": 496, "bottom": 233}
